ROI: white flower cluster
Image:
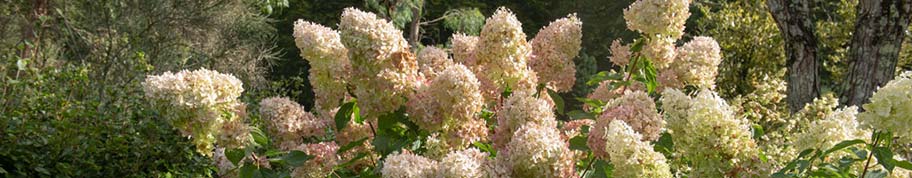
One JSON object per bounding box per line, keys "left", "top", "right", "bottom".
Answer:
{"left": 589, "top": 90, "right": 663, "bottom": 158}
{"left": 792, "top": 106, "right": 866, "bottom": 155}
{"left": 381, "top": 150, "right": 439, "bottom": 178}
{"left": 672, "top": 36, "right": 722, "bottom": 89}
{"left": 417, "top": 46, "right": 453, "bottom": 79}
{"left": 529, "top": 14, "right": 582, "bottom": 92}
{"left": 493, "top": 91, "right": 557, "bottom": 150}
{"left": 142, "top": 68, "right": 248, "bottom": 156}
{"left": 339, "top": 8, "right": 420, "bottom": 117}
{"left": 436, "top": 148, "right": 490, "bottom": 178}
{"left": 496, "top": 124, "right": 575, "bottom": 178}
{"left": 660, "top": 89, "right": 764, "bottom": 177}
{"left": 623, "top": 0, "right": 691, "bottom": 40}
{"left": 293, "top": 142, "right": 340, "bottom": 178}
{"left": 292, "top": 20, "right": 351, "bottom": 116}
{"left": 859, "top": 71, "right": 912, "bottom": 142}
{"left": 259, "top": 97, "right": 329, "bottom": 150}
{"left": 476, "top": 7, "right": 537, "bottom": 92}
{"left": 602, "top": 120, "right": 673, "bottom": 178}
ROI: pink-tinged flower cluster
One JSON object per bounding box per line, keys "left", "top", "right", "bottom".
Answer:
{"left": 417, "top": 46, "right": 453, "bottom": 79}
{"left": 496, "top": 123, "right": 576, "bottom": 178}
{"left": 529, "top": 14, "right": 582, "bottom": 92}
{"left": 259, "top": 97, "right": 329, "bottom": 150}
{"left": 339, "top": 8, "right": 420, "bottom": 117}
{"left": 451, "top": 33, "right": 480, "bottom": 67}
{"left": 609, "top": 39, "right": 632, "bottom": 66}
{"left": 589, "top": 91, "right": 663, "bottom": 158}
{"left": 292, "top": 142, "right": 340, "bottom": 178}
{"left": 493, "top": 91, "right": 557, "bottom": 150}
{"left": 642, "top": 37, "right": 676, "bottom": 69}
{"left": 381, "top": 150, "right": 439, "bottom": 178}
{"left": 292, "top": 20, "right": 352, "bottom": 116}
{"left": 407, "top": 64, "right": 484, "bottom": 132}
{"left": 673, "top": 36, "right": 722, "bottom": 89}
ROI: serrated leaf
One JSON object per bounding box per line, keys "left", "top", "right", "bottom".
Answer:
{"left": 250, "top": 127, "right": 268, "bottom": 147}
{"left": 335, "top": 101, "right": 356, "bottom": 131}
{"left": 283, "top": 150, "right": 314, "bottom": 167}
{"left": 547, "top": 89, "right": 565, "bottom": 115}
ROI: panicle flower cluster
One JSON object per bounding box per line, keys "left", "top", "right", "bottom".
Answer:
{"left": 496, "top": 124, "right": 575, "bottom": 178}
{"left": 436, "top": 148, "right": 490, "bottom": 178}
{"left": 529, "top": 14, "right": 582, "bottom": 92}
{"left": 293, "top": 20, "right": 351, "bottom": 116}
{"left": 381, "top": 150, "right": 439, "bottom": 178}
{"left": 792, "top": 106, "right": 866, "bottom": 154}
{"left": 407, "top": 64, "right": 484, "bottom": 132}
{"left": 340, "top": 8, "right": 420, "bottom": 117}
{"left": 293, "top": 142, "right": 340, "bottom": 178}
{"left": 451, "top": 33, "right": 480, "bottom": 67}
{"left": 673, "top": 36, "right": 722, "bottom": 89}
{"left": 218, "top": 118, "right": 252, "bottom": 149}
{"left": 259, "top": 97, "right": 329, "bottom": 150}
{"left": 561, "top": 119, "right": 594, "bottom": 140}
{"left": 589, "top": 91, "right": 663, "bottom": 158}
{"left": 142, "top": 68, "right": 248, "bottom": 156}
{"left": 660, "top": 89, "right": 765, "bottom": 177}
{"left": 602, "top": 120, "right": 673, "bottom": 178}
{"left": 476, "top": 7, "right": 535, "bottom": 91}
{"left": 417, "top": 46, "right": 453, "bottom": 79}
{"left": 609, "top": 39, "right": 632, "bottom": 66}
{"left": 494, "top": 91, "right": 557, "bottom": 150}
{"left": 623, "top": 0, "right": 692, "bottom": 40}
{"left": 143, "top": 68, "right": 244, "bottom": 108}
{"left": 642, "top": 37, "right": 677, "bottom": 69}
{"left": 859, "top": 71, "right": 912, "bottom": 142}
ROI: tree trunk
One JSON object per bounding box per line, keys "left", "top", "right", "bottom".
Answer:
{"left": 408, "top": 6, "right": 422, "bottom": 49}
{"left": 841, "top": 0, "right": 912, "bottom": 107}
{"left": 767, "top": 0, "right": 821, "bottom": 113}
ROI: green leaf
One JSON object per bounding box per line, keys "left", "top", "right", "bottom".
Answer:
{"left": 336, "top": 152, "right": 369, "bottom": 169}
{"left": 586, "top": 71, "right": 622, "bottom": 86}
{"left": 238, "top": 164, "right": 259, "bottom": 178}
{"left": 653, "top": 132, "right": 674, "bottom": 156}
{"left": 372, "top": 134, "right": 407, "bottom": 157}
{"left": 569, "top": 136, "right": 589, "bottom": 151}
{"left": 637, "top": 57, "right": 658, "bottom": 94}
{"left": 759, "top": 150, "right": 769, "bottom": 163}
{"left": 547, "top": 89, "right": 565, "bottom": 115}
{"left": 629, "top": 39, "right": 645, "bottom": 52}
{"left": 226, "top": 148, "right": 246, "bottom": 166}
{"left": 751, "top": 124, "right": 765, "bottom": 140}
{"left": 352, "top": 104, "right": 363, "bottom": 124}
{"left": 338, "top": 137, "right": 369, "bottom": 154}
{"left": 895, "top": 160, "right": 912, "bottom": 171}
{"left": 473, "top": 141, "right": 496, "bottom": 157}
{"left": 250, "top": 127, "right": 268, "bottom": 147}
{"left": 567, "top": 110, "right": 595, "bottom": 120}
{"left": 873, "top": 147, "right": 895, "bottom": 172}
{"left": 283, "top": 150, "right": 314, "bottom": 167}
{"left": 824, "top": 139, "right": 866, "bottom": 155}
{"left": 335, "top": 101, "right": 356, "bottom": 131}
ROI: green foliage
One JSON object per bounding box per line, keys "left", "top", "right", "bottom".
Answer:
{"left": 442, "top": 8, "right": 485, "bottom": 35}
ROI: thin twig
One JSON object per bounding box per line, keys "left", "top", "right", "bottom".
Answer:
{"left": 861, "top": 131, "right": 880, "bottom": 178}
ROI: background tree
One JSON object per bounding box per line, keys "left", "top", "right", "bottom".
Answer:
{"left": 841, "top": 0, "right": 912, "bottom": 107}
{"left": 766, "top": 0, "right": 821, "bottom": 113}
